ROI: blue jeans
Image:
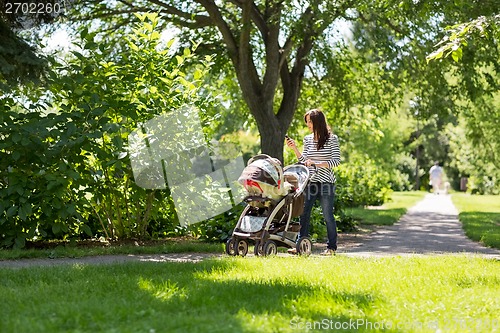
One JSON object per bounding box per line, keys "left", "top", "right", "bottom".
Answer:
{"left": 299, "top": 182, "right": 337, "bottom": 250}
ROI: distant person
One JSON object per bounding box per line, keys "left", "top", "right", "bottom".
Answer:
{"left": 429, "top": 161, "right": 443, "bottom": 194}
{"left": 285, "top": 109, "right": 341, "bottom": 255}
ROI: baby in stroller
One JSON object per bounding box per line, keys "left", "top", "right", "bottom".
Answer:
{"left": 225, "top": 154, "right": 313, "bottom": 256}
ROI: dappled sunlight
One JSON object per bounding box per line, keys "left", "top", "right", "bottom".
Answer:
{"left": 137, "top": 277, "right": 187, "bottom": 301}
{"left": 2, "top": 256, "right": 499, "bottom": 332}
{"left": 287, "top": 291, "right": 379, "bottom": 318}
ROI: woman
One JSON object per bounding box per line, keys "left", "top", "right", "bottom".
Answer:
{"left": 285, "top": 109, "right": 341, "bottom": 255}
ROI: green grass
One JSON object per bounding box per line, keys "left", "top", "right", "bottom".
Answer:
{"left": 452, "top": 193, "right": 500, "bottom": 249}
{"left": 0, "top": 239, "right": 223, "bottom": 261}
{"left": 346, "top": 191, "right": 427, "bottom": 226}
{"left": 0, "top": 256, "right": 498, "bottom": 333}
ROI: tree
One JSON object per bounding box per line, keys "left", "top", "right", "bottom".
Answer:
{"left": 426, "top": 12, "right": 499, "bottom": 193}
{"left": 72, "top": 0, "right": 358, "bottom": 162}
{"left": 0, "top": 0, "right": 68, "bottom": 90}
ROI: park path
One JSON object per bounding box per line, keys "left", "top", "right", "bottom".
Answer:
{"left": 1, "top": 193, "right": 499, "bottom": 268}
{"left": 340, "top": 193, "right": 500, "bottom": 259}
{"left": 0, "top": 252, "right": 215, "bottom": 268}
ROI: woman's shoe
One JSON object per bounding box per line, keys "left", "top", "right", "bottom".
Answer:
{"left": 321, "top": 248, "right": 336, "bottom": 256}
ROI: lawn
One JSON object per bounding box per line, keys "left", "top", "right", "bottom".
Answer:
{"left": 346, "top": 191, "right": 427, "bottom": 226}
{"left": 0, "top": 256, "right": 498, "bottom": 333}
{"left": 452, "top": 193, "right": 500, "bottom": 249}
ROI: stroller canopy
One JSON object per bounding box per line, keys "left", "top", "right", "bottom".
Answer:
{"left": 238, "top": 154, "right": 285, "bottom": 199}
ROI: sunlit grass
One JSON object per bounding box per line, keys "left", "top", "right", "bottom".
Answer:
{"left": 0, "top": 255, "right": 498, "bottom": 332}
{"left": 452, "top": 193, "right": 500, "bottom": 249}
{"left": 346, "top": 191, "right": 427, "bottom": 226}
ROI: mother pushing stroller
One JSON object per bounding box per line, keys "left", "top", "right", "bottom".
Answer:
{"left": 285, "top": 109, "right": 341, "bottom": 255}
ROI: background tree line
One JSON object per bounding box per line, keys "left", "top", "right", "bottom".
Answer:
{"left": 0, "top": 0, "right": 498, "bottom": 248}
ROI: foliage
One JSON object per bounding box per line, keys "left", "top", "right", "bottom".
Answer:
{"left": 0, "top": 13, "right": 213, "bottom": 248}
{"left": 342, "top": 0, "right": 498, "bottom": 194}
{"left": 70, "top": 0, "right": 371, "bottom": 162}
{"left": 218, "top": 130, "right": 260, "bottom": 164}
{"left": 445, "top": 114, "right": 499, "bottom": 195}
{"left": 0, "top": 0, "right": 71, "bottom": 89}
{"left": 187, "top": 204, "right": 245, "bottom": 243}
{"left": 427, "top": 14, "right": 500, "bottom": 63}
{"left": 425, "top": 11, "right": 499, "bottom": 192}
{"left": 0, "top": 101, "right": 89, "bottom": 248}
{"left": 0, "top": 20, "right": 47, "bottom": 90}
{"left": 337, "top": 157, "right": 392, "bottom": 208}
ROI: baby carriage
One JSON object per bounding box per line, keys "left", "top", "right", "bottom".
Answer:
{"left": 225, "top": 154, "right": 312, "bottom": 256}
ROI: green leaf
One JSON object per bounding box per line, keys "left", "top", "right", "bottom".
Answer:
{"left": 13, "top": 237, "right": 25, "bottom": 250}
{"left": 12, "top": 133, "right": 21, "bottom": 143}
{"left": 18, "top": 204, "right": 27, "bottom": 221}
{"left": 128, "top": 41, "right": 139, "bottom": 52}
{"left": 451, "top": 48, "right": 463, "bottom": 62}
{"left": 6, "top": 205, "right": 17, "bottom": 217}
{"left": 52, "top": 223, "right": 62, "bottom": 235}
{"left": 81, "top": 224, "right": 92, "bottom": 236}
{"left": 12, "top": 151, "right": 21, "bottom": 161}
{"left": 144, "top": 23, "right": 153, "bottom": 33}
{"left": 194, "top": 69, "right": 203, "bottom": 80}
{"left": 21, "top": 137, "right": 31, "bottom": 146}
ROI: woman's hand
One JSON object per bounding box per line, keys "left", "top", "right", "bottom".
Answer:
{"left": 285, "top": 136, "right": 302, "bottom": 159}
{"left": 305, "top": 159, "right": 316, "bottom": 167}
{"left": 285, "top": 137, "right": 297, "bottom": 148}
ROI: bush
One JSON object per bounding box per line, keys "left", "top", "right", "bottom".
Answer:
{"left": 336, "top": 158, "right": 392, "bottom": 207}
{"left": 187, "top": 204, "right": 245, "bottom": 242}
{"left": 0, "top": 14, "right": 213, "bottom": 248}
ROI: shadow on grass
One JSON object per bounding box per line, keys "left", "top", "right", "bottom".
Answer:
{"left": 132, "top": 259, "right": 404, "bottom": 332}
{"left": 0, "top": 258, "right": 405, "bottom": 333}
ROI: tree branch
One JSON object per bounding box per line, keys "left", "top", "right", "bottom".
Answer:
{"left": 195, "top": 0, "right": 238, "bottom": 61}
{"left": 238, "top": 0, "right": 263, "bottom": 103}
{"left": 228, "top": 0, "right": 269, "bottom": 42}
{"left": 84, "top": 0, "right": 213, "bottom": 29}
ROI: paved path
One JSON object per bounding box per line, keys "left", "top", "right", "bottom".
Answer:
{"left": 0, "top": 253, "right": 215, "bottom": 269}
{"left": 1, "top": 194, "right": 499, "bottom": 268}
{"left": 340, "top": 193, "right": 500, "bottom": 259}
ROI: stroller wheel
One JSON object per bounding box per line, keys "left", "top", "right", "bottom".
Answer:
{"left": 235, "top": 239, "right": 249, "bottom": 257}
{"left": 296, "top": 237, "right": 312, "bottom": 256}
{"left": 263, "top": 240, "right": 277, "bottom": 256}
{"left": 225, "top": 238, "right": 237, "bottom": 256}
{"left": 254, "top": 240, "right": 263, "bottom": 256}
{"left": 226, "top": 238, "right": 249, "bottom": 257}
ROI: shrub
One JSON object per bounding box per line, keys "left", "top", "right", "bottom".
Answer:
{"left": 336, "top": 158, "right": 392, "bottom": 207}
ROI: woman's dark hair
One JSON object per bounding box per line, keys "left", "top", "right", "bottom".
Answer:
{"left": 304, "top": 109, "right": 330, "bottom": 150}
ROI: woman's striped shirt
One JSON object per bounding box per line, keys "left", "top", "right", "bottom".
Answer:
{"left": 298, "top": 133, "right": 341, "bottom": 183}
